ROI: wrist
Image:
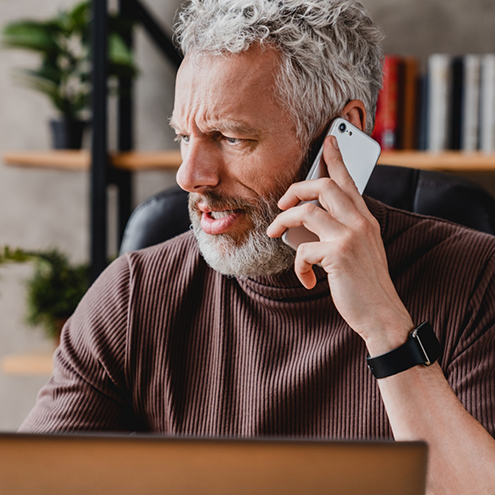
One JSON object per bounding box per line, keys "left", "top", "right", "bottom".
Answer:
{"left": 367, "top": 322, "right": 442, "bottom": 379}
{"left": 364, "top": 319, "right": 414, "bottom": 358}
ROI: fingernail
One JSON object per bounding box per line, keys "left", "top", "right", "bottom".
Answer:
{"left": 331, "top": 136, "right": 339, "bottom": 149}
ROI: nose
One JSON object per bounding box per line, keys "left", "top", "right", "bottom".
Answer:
{"left": 176, "top": 139, "right": 221, "bottom": 193}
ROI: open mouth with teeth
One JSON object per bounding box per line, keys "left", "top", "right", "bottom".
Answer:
{"left": 198, "top": 206, "right": 245, "bottom": 236}
{"left": 208, "top": 210, "right": 237, "bottom": 220}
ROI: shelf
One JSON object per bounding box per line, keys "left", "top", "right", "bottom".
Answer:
{"left": 378, "top": 151, "right": 495, "bottom": 172}
{"left": 4, "top": 150, "right": 495, "bottom": 173}
{"left": 112, "top": 150, "right": 182, "bottom": 170}
{"left": 1, "top": 350, "right": 53, "bottom": 376}
{"left": 3, "top": 150, "right": 90, "bottom": 171}
{"left": 2, "top": 149, "right": 182, "bottom": 172}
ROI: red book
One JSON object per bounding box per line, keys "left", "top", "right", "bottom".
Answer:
{"left": 399, "top": 57, "right": 419, "bottom": 150}
{"left": 372, "top": 55, "right": 401, "bottom": 150}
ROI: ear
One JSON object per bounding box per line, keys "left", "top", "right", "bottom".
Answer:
{"left": 341, "top": 100, "right": 367, "bottom": 132}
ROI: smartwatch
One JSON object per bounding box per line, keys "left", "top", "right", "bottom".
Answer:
{"left": 367, "top": 322, "right": 442, "bottom": 379}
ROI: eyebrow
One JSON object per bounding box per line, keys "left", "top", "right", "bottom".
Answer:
{"left": 169, "top": 117, "right": 261, "bottom": 139}
{"left": 211, "top": 120, "right": 262, "bottom": 138}
{"left": 169, "top": 116, "right": 180, "bottom": 130}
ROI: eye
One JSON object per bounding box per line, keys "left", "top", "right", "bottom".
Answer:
{"left": 224, "top": 136, "right": 241, "bottom": 145}
{"left": 174, "top": 134, "right": 190, "bottom": 145}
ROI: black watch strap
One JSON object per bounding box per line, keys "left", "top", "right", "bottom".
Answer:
{"left": 367, "top": 322, "right": 441, "bottom": 379}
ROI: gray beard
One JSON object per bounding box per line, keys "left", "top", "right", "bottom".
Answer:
{"left": 188, "top": 191, "right": 295, "bottom": 278}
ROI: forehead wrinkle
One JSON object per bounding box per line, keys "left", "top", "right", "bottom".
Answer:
{"left": 173, "top": 47, "right": 289, "bottom": 139}
{"left": 203, "top": 118, "right": 262, "bottom": 138}
{"left": 173, "top": 102, "right": 263, "bottom": 138}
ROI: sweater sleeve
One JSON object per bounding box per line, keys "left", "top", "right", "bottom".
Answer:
{"left": 19, "top": 255, "right": 136, "bottom": 433}
{"left": 445, "top": 250, "right": 495, "bottom": 439}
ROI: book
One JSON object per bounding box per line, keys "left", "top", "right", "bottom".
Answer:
{"left": 399, "top": 57, "right": 420, "bottom": 150}
{"left": 372, "top": 55, "right": 401, "bottom": 150}
{"left": 449, "top": 56, "right": 464, "bottom": 150}
{"left": 416, "top": 74, "right": 429, "bottom": 150}
{"left": 373, "top": 52, "right": 493, "bottom": 153}
{"left": 461, "top": 55, "right": 481, "bottom": 151}
{"left": 480, "top": 54, "right": 495, "bottom": 153}
{"left": 426, "top": 54, "right": 452, "bottom": 152}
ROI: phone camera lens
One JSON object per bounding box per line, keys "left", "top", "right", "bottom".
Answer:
{"left": 338, "top": 123, "right": 346, "bottom": 133}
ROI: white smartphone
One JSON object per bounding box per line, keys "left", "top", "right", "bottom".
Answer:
{"left": 282, "top": 117, "right": 381, "bottom": 250}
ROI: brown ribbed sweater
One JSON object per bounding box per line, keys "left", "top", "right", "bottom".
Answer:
{"left": 21, "top": 198, "right": 495, "bottom": 439}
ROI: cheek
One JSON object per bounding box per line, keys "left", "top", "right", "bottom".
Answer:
{"left": 254, "top": 145, "right": 304, "bottom": 195}
{"left": 222, "top": 138, "right": 304, "bottom": 199}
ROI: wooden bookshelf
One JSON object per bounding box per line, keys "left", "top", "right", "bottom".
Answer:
{"left": 2, "top": 149, "right": 183, "bottom": 172}
{"left": 3, "top": 150, "right": 90, "bottom": 171}
{"left": 4, "top": 150, "right": 495, "bottom": 172}
{"left": 1, "top": 350, "right": 53, "bottom": 376}
{"left": 378, "top": 151, "right": 495, "bottom": 172}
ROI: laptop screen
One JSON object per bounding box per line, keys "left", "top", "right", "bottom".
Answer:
{"left": 0, "top": 433, "right": 427, "bottom": 495}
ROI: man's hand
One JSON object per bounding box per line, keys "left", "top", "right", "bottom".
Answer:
{"left": 267, "top": 135, "right": 413, "bottom": 356}
{"left": 269, "top": 134, "right": 495, "bottom": 495}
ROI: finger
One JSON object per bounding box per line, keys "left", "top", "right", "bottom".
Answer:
{"left": 322, "top": 136, "right": 370, "bottom": 216}
{"left": 294, "top": 241, "right": 332, "bottom": 289}
{"left": 267, "top": 201, "right": 344, "bottom": 240}
{"left": 278, "top": 136, "right": 370, "bottom": 219}
{"left": 294, "top": 249, "right": 318, "bottom": 289}
{"left": 276, "top": 136, "right": 345, "bottom": 211}
{"left": 323, "top": 136, "right": 357, "bottom": 193}
{"left": 276, "top": 177, "right": 363, "bottom": 227}
{"left": 278, "top": 176, "right": 340, "bottom": 211}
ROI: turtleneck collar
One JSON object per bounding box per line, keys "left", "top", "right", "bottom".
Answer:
{"left": 236, "top": 264, "right": 330, "bottom": 302}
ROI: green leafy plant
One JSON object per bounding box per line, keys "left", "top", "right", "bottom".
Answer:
{"left": 0, "top": 246, "right": 89, "bottom": 340}
{"left": 1, "top": 1, "right": 137, "bottom": 119}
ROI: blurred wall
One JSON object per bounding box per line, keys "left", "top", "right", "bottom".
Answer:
{"left": 0, "top": 0, "right": 494, "bottom": 430}
{"left": 0, "top": 0, "right": 183, "bottom": 430}
{"left": 366, "top": 0, "right": 495, "bottom": 62}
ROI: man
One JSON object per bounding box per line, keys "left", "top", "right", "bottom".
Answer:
{"left": 21, "top": 0, "right": 495, "bottom": 493}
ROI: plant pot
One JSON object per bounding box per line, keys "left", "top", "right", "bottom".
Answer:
{"left": 50, "top": 118, "right": 87, "bottom": 149}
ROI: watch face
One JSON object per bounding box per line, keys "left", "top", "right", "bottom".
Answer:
{"left": 413, "top": 323, "right": 442, "bottom": 365}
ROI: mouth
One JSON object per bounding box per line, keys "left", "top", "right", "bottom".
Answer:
{"left": 208, "top": 210, "right": 237, "bottom": 219}
{"left": 197, "top": 203, "right": 245, "bottom": 235}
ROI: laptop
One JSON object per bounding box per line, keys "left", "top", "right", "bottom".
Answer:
{"left": 0, "top": 433, "right": 427, "bottom": 495}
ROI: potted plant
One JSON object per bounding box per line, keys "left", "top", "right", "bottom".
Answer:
{"left": 2, "top": 1, "right": 137, "bottom": 149}
{"left": 0, "top": 246, "right": 89, "bottom": 343}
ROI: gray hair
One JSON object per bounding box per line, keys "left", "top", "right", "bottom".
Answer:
{"left": 174, "top": 0, "right": 384, "bottom": 150}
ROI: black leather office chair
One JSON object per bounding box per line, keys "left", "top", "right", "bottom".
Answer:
{"left": 120, "top": 164, "right": 495, "bottom": 255}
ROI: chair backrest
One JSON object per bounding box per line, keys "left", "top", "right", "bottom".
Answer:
{"left": 120, "top": 164, "right": 495, "bottom": 254}
{"left": 120, "top": 187, "right": 190, "bottom": 255}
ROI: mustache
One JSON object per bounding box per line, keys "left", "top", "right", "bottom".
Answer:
{"left": 189, "top": 191, "right": 270, "bottom": 213}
